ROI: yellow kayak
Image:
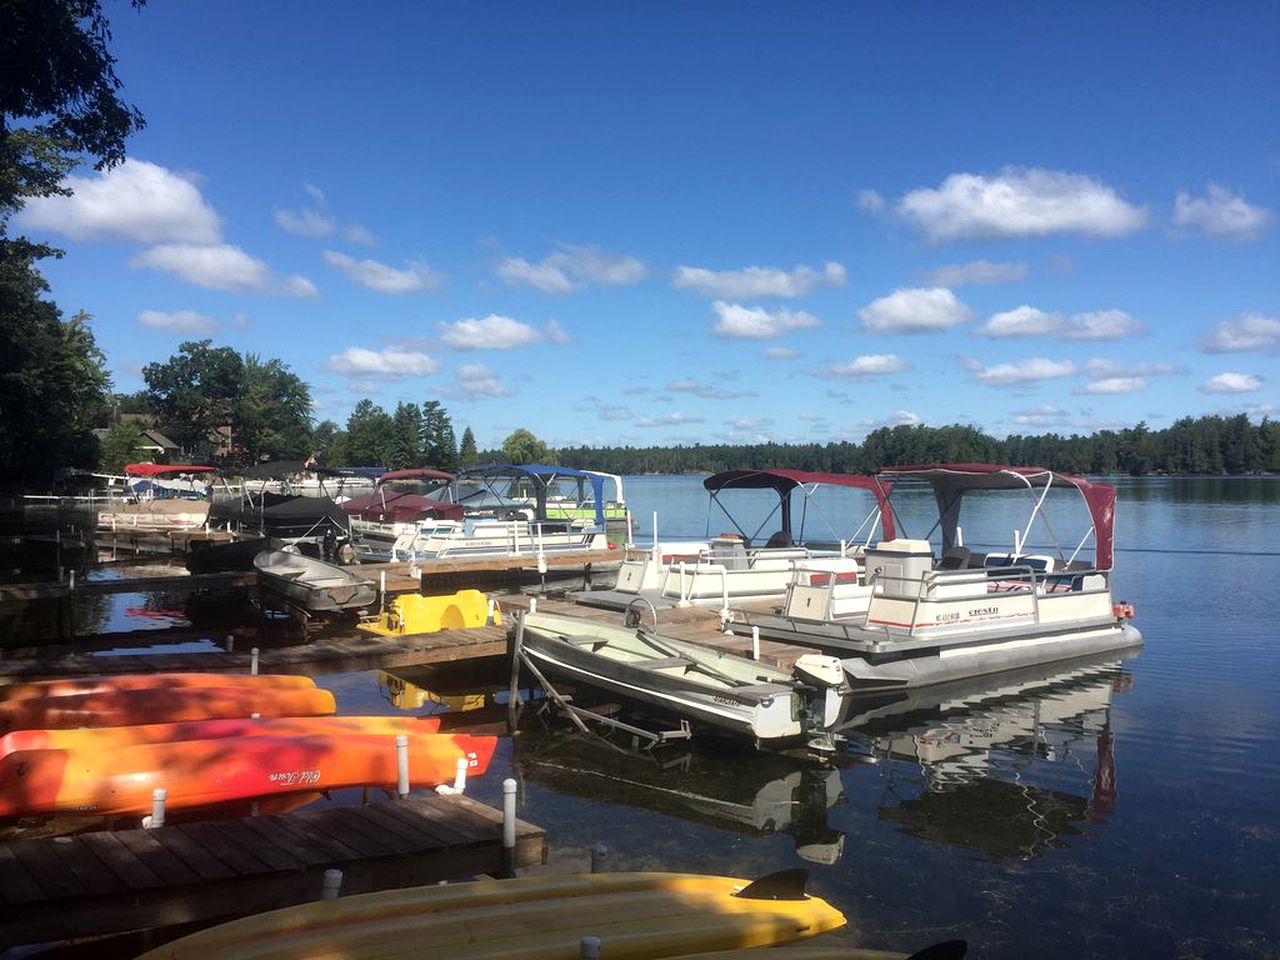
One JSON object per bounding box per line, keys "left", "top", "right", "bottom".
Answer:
{"left": 136, "top": 870, "right": 845, "bottom": 960}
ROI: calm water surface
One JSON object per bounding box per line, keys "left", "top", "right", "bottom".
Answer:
{"left": 2, "top": 477, "right": 1278, "bottom": 957}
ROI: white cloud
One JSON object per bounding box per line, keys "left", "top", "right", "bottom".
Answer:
{"left": 304, "top": 182, "right": 325, "bottom": 204}
{"left": 666, "top": 378, "right": 757, "bottom": 400}
{"left": 497, "top": 243, "right": 646, "bottom": 293}
{"left": 927, "top": 260, "right": 1028, "bottom": 286}
{"left": 344, "top": 224, "right": 379, "bottom": 246}
{"left": 323, "top": 250, "right": 442, "bottom": 294}
{"left": 131, "top": 244, "right": 318, "bottom": 297}
{"left": 978, "top": 305, "right": 1142, "bottom": 340}
{"left": 1200, "top": 372, "right": 1264, "bottom": 394}
{"left": 1009, "top": 404, "right": 1072, "bottom": 427}
{"left": 440, "top": 314, "right": 543, "bottom": 350}
{"left": 673, "top": 261, "right": 846, "bottom": 298}
{"left": 326, "top": 347, "right": 439, "bottom": 379}
{"left": 762, "top": 346, "right": 800, "bottom": 359}
{"left": 897, "top": 167, "right": 1148, "bottom": 242}
{"left": 859, "top": 287, "right": 971, "bottom": 333}
{"left": 1201, "top": 312, "right": 1280, "bottom": 353}
{"left": 138, "top": 309, "right": 218, "bottom": 334}
{"left": 889, "top": 410, "right": 922, "bottom": 426}
{"left": 818, "top": 354, "right": 911, "bottom": 378}
{"left": 275, "top": 207, "right": 337, "bottom": 238}
{"left": 1085, "top": 358, "right": 1180, "bottom": 378}
{"left": 974, "top": 357, "right": 1077, "bottom": 386}
{"left": 18, "top": 159, "right": 221, "bottom": 244}
{"left": 1077, "top": 376, "right": 1147, "bottom": 395}
{"left": 451, "top": 363, "right": 514, "bottom": 399}
{"left": 545, "top": 320, "right": 571, "bottom": 345}
{"left": 635, "top": 412, "right": 705, "bottom": 428}
{"left": 857, "top": 189, "right": 886, "bottom": 213}
{"left": 711, "top": 301, "right": 821, "bottom": 339}
{"left": 1174, "top": 184, "right": 1273, "bottom": 241}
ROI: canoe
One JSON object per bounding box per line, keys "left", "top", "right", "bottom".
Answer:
{"left": 0, "top": 672, "right": 316, "bottom": 702}
{"left": 0, "top": 730, "right": 496, "bottom": 818}
{"left": 0, "top": 686, "right": 337, "bottom": 733}
{"left": 135, "top": 869, "right": 846, "bottom": 960}
{"left": 255, "top": 549, "right": 377, "bottom": 613}
{"left": 1, "top": 714, "right": 442, "bottom": 757}
{"left": 518, "top": 611, "right": 847, "bottom": 744}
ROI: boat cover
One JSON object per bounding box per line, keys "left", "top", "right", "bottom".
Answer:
{"left": 341, "top": 468, "right": 463, "bottom": 523}
{"left": 460, "top": 464, "right": 607, "bottom": 526}
{"left": 125, "top": 463, "right": 216, "bottom": 475}
{"left": 702, "top": 469, "right": 895, "bottom": 541}
{"left": 877, "top": 463, "right": 1115, "bottom": 571}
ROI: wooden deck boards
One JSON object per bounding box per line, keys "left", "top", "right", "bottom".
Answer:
{"left": 0, "top": 793, "right": 546, "bottom": 948}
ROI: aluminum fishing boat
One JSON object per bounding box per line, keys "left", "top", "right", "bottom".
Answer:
{"left": 253, "top": 549, "right": 377, "bottom": 614}
{"left": 727, "top": 463, "right": 1142, "bottom": 692}
{"left": 516, "top": 610, "right": 848, "bottom": 747}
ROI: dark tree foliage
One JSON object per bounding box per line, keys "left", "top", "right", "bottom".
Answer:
{"left": 1, "top": 0, "right": 145, "bottom": 232}
{"left": 390, "top": 402, "right": 423, "bottom": 469}
{"left": 420, "top": 400, "right": 457, "bottom": 470}
{"left": 0, "top": 250, "right": 110, "bottom": 481}
{"left": 342, "top": 399, "right": 396, "bottom": 467}
{"left": 458, "top": 426, "right": 478, "bottom": 467}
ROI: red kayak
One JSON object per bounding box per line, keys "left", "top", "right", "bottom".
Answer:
{"left": 1, "top": 714, "right": 443, "bottom": 758}
{"left": 0, "top": 731, "right": 497, "bottom": 818}
{"left": 0, "top": 673, "right": 316, "bottom": 701}
{"left": 0, "top": 686, "right": 338, "bottom": 733}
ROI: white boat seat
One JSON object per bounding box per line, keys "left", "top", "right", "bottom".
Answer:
{"left": 634, "top": 655, "right": 696, "bottom": 671}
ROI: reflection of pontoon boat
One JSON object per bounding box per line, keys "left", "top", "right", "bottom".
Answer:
{"left": 516, "top": 610, "right": 847, "bottom": 747}
{"left": 729, "top": 463, "right": 1143, "bottom": 691}
{"left": 841, "top": 651, "right": 1136, "bottom": 858}
{"left": 513, "top": 726, "right": 847, "bottom": 864}
{"left": 368, "top": 465, "right": 610, "bottom": 562}
{"left": 97, "top": 464, "right": 216, "bottom": 532}
{"left": 580, "top": 470, "right": 892, "bottom": 610}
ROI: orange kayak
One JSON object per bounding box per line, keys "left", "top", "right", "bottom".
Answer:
{"left": 0, "top": 686, "right": 337, "bottom": 733}
{"left": 0, "top": 731, "right": 497, "bottom": 818}
{"left": 0, "top": 672, "right": 316, "bottom": 701}
{"left": 1, "top": 714, "right": 443, "bottom": 757}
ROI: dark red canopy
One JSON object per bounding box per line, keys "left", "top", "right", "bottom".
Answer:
{"left": 877, "top": 463, "right": 1115, "bottom": 570}
{"left": 343, "top": 466, "right": 462, "bottom": 522}
{"left": 703, "top": 469, "right": 895, "bottom": 540}
{"left": 376, "top": 469, "right": 454, "bottom": 484}
{"left": 125, "top": 464, "right": 216, "bottom": 476}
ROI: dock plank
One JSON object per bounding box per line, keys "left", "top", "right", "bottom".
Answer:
{"left": 0, "top": 793, "right": 546, "bottom": 949}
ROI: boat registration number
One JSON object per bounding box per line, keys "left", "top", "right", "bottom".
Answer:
{"left": 267, "top": 769, "right": 322, "bottom": 786}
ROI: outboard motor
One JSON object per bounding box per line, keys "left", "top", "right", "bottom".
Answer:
{"left": 792, "top": 653, "right": 850, "bottom": 737}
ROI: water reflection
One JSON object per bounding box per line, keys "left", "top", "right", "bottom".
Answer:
{"left": 514, "top": 726, "right": 847, "bottom": 865}
{"left": 838, "top": 652, "right": 1137, "bottom": 859}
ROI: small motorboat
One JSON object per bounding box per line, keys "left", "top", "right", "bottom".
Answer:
{"left": 254, "top": 549, "right": 377, "bottom": 614}
{"left": 516, "top": 610, "right": 848, "bottom": 748}
{"left": 135, "top": 869, "right": 846, "bottom": 960}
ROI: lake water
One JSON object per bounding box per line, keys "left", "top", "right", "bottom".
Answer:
{"left": 2, "top": 476, "right": 1278, "bottom": 958}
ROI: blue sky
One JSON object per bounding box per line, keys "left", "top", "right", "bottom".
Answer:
{"left": 16, "top": 1, "right": 1280, "bottom": 450}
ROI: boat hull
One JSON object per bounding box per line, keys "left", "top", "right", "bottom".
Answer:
{"left": 135, "top": 871, "right": 846, "bottom": 960}
{"left": 254, "top": 550, "right": 377, "bottom": 612}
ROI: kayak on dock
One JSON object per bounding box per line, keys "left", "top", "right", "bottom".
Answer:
{"left": 0, "top": 729, "right": 497, "bottom": 818}
{"left": 135, "top": 869, "right": 846, "bottom": 960}
{"left": 0, "top": 671, "right": 317, "bottom": 701}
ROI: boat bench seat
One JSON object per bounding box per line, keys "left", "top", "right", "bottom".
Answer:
{"left": 634, "top": 656, "right": 696, "bottom": 671}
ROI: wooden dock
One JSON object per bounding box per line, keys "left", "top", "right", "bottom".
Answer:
{"left": 0, "top": 793, "right": 546, "bottom": 948}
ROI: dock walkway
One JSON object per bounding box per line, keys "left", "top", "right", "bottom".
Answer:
{"left": 0, "top": 793, "right": 546, "bottom": 948}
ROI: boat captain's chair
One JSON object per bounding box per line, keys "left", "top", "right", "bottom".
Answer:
{"left": 936, "top": 546, "right": 971, "bottom": 570}
{"left": 764, "top": 530, "right": 793, "bottom": 549}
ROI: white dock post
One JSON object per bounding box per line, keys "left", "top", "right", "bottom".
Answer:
{"left": 956, "top": 525, "right": 964, "bottom": 547}
{"left": 250, "top": 647, "right": 259, "bottom": 676}
{"left": 751, "top": 625, "right": 760, "bottom": 661}
{"left": 580, "top": 936, "right": 602, "bottom": 960}
{"left": 486, "top": 598, "right": 496, "bottom": 624}
{"left": 453, "top": 756, "right": 468, "bottom": 794}
{"left": 591, "top": 843, "right": 609, "bottom": 873}
{"left": 395, "top": 734, "right": 410, "bottom": 798}
{"left": 502, "top": 777, "right": 517, "bottom": 849}
{"left": 379, "top": 570, "right": 387, "bottom": 613}
{"left": 68, "top": 569, "right": 75, "bottom": 591}
{"left": 321, "top": 868, "right": 344, "bottom": 900}
{"left": 224, "top": 633, "right": 234, "bottom": 652}
{"left": 529, "top": 597, "right": 537, "bottom": 614}
{"left": 147, "top": 788, "right": 167, "bottom": 829}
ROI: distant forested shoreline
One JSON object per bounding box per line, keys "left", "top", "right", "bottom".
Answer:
{"left": 551, "top": 416, "right": 1280, "bottom": 478}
